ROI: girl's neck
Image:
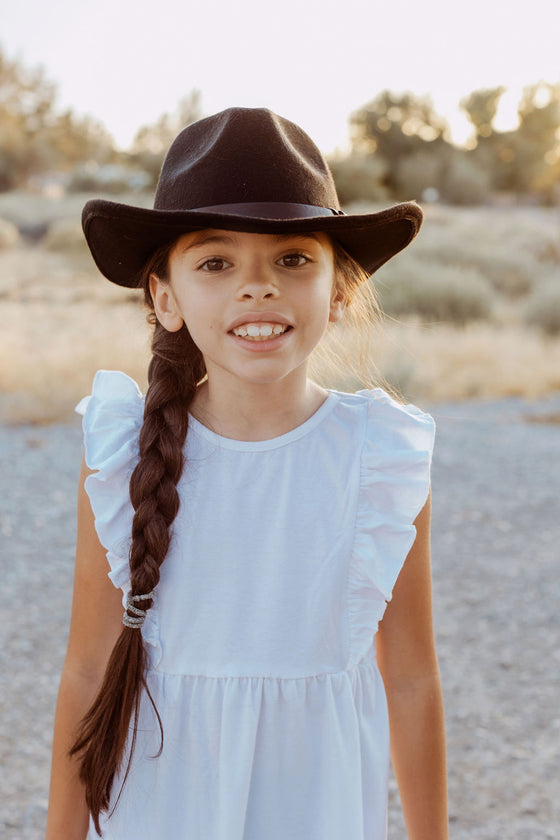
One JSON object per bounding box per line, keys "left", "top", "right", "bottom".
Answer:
{"left": 189, "top": 374, "right": 329, "bottom": 442}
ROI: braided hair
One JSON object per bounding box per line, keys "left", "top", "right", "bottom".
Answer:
{"left": 70, "top": 241, "right": 205, "bottom": 834}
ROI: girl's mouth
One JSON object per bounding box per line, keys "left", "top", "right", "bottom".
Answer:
{"left": 231, "top": 322, "right": 291, "bottom": 340}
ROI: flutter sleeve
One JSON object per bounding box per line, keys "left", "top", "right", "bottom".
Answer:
{"left": 75, "top": 369, "right": 144, "bottom": 591}
{"left": 348, "top": 388, "right": 436, "bottom": 663}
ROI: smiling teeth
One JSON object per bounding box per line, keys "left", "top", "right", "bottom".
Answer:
{"left": 233, "top": 323, "right": 287, "bottom": 337}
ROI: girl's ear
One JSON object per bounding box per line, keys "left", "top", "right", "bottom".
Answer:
{"left": 149, "top": 273, "right": 184, "bottom": 332}
{"left": 329, "top": 283, "right": 347, "bottom": 323}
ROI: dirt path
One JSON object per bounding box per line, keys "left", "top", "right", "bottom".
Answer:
{"left": 1, "top": 394, "right": 559, "bottom": 839}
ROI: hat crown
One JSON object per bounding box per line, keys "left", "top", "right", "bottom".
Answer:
{"left": 154, "top": 107, "right": 341, "bottom": 212}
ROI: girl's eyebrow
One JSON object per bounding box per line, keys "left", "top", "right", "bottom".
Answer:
{"left": 272, "top": 232, "right": 321, "bottom": 244}
{"left": 181, "top": 233, "right": 236, "bottom": 252}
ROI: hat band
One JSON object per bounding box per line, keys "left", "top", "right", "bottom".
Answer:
{"left": 194, "top": 202, "right": 345, "bottom": 219}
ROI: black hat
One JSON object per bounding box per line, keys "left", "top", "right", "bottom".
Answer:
{"left": 82, "top": 107, "right": 423, "bottom": 287}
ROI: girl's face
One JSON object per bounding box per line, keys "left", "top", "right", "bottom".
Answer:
{"left": 149, "top": 229, "right": 345, "bottom": 391}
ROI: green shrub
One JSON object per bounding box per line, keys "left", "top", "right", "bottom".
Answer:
{"left": 440, "top": 154, "right": 492, "bottom": 205}
{"left": 376, "top": 261, "right": 494, "bottom": 325}
{"left": 394, "top": 150, "right": 492, "bottom": 205}
{"left": 412, "top": 234, "right": 538, "bottom": 297}
{"left": 524, "top": 278, "right": 560, "bottom": 335}
{"left": 394, "top": 151, "right": 441, "bottom": 201}
{"left": 329, "top": 153, "right": 389, "bottom": 204}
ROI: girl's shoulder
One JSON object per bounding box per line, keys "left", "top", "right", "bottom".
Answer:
{"left": 75, "top": 371, "right": 144, "bottom": 582}
{"left": 75, "top": 370, "right": 144, "bottom": 468}
{"left": 75, "top": 369, "right": 144, "bottom": 423}
{"left": 75, "top": 368, "right": 144, "bottom": 475}
{"left": 329, "top": 386, "right": 435, "bottom": 451}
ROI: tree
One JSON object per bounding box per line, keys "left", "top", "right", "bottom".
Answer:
{"left": 0, "top": 47, "right": 115, "bottom": 189}
{"left": 512, "top": 82, "right": 560, "bottom": 196}
{"left": 460, "top": 86, "right": 506, "bottom": 141}
{"left": 460, "top": 82, "right": 560, "bottom": 198}
{"left": 0, "top": 49, "right": 56, "bottom": 187}
{"left": 351, "top": 92, "right": 448, "bottom": 155}
{"left": 132, "top": 90, "right": 203, "bottom": 156}
{"left": 130, "top": 90, "right": 203, "bottom": 186}
{"left": 349, "top": 91, "right": 451, "bottom": 198}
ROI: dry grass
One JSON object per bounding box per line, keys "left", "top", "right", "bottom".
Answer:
{"left": 375, "top": 320, "right": 560, "bottom": 401}
{"left": 0, "top": 297, "right": 151, "bottom": 424}
{"left": 0, "top": 245, "right": 151, "bottom": 424}
{"left": 1, "top": 197, "right": 560, "bottom": 424}
{"left": 311, "top": 319, "right": 560, "bottom": 403}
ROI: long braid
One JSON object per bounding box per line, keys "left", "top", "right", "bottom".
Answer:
{"left": 70, "top": 244, "right": 205, "bottom": 836}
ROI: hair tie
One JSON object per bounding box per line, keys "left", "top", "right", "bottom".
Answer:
{"left": 123, "top": 591, "right": 155, "bottom": 629}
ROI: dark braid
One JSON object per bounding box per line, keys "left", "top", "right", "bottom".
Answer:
{"left": 70, "top": 242, "right": 205, "bottom": 835}
{"left": 129, "top": 326, "right": 201, "bottom": 600}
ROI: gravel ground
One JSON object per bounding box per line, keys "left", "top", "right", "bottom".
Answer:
{"left": 1, "top": 393, "right": 559, "bottom": 839}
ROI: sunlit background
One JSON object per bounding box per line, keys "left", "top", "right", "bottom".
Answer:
{"left": 1, "top": 0, "right": 560, "bottom": 423}
{"left": 3, "top": 0, "right": 560, "bottom": 151}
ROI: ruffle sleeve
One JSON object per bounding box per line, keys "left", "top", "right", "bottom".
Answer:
{"left": 75, "top": 369, "right": 144, "bottom": 590}
{"left": 348, "top": 389, "right": 436, "bottom": 663}
{"left": 75, "top": 370, "right": 162, "bottom": 666}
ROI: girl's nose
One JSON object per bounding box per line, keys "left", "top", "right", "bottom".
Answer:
{"left": 237, "top": 266, "right": 279, "bottom": 301}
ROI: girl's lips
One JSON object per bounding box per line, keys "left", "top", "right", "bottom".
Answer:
{"left": 227, "top": 312, "right": 292, "bottom": 331}
{"left": 229, "top": 326, "right": 293, "bottom": 351}
{"left": 232, "top": 323, "right": 289, "bottom": 338}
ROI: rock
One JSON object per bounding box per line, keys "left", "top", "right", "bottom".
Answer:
{"left": 18, "top": 221, "right": 50, "bottom": 244}
{"left": 0, "top": 218, "right": 20, "bottom": 249}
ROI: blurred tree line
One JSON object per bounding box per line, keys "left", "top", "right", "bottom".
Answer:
{"left": 1, "top": 45, "right": 559, "bottom": 204}
{"left": 332, "top": 84, "right": 560, "bottom": 205}
{"left": 0, "top": 49, "right": 114, "bottom": 190}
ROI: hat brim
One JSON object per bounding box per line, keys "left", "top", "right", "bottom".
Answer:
{"left": 82, "top": 199, "right": 423, "bottom": 287}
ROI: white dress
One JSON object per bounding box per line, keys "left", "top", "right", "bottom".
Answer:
{"left": 76, "top": 370, "right": 435, "bottom": 840}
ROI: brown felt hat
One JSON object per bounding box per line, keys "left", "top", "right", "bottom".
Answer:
{"left": 82, "top": 107, "right": 423, "bottom": 287}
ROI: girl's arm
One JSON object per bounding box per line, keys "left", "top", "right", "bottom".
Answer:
{"left": 376, "top": 492, "right": 449, "bottom": 840}
{"left": 45, "top": 453, "right": 124, "bottom": 840}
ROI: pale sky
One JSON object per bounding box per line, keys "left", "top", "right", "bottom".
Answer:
{"left": 3, "top": 0, "right": 560, "bottom": 154}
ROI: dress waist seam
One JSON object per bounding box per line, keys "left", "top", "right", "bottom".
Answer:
{"left": 147, "top": 647, "right": 376, "bottom": 682}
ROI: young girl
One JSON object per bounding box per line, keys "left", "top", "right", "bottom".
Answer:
{"left": 46, "top": 107, "right": 448, "bottom": 840}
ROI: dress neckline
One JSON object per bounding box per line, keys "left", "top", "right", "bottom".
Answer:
{"left": 187, "top": 391, "right": 339, "bottom": 452}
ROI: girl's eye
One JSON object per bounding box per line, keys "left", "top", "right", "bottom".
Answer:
{"left": 200, "top": 257, "right": 229, "bottom": 272}
{"left": 279, "top": 253, "right": 310, "bottom": 268}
